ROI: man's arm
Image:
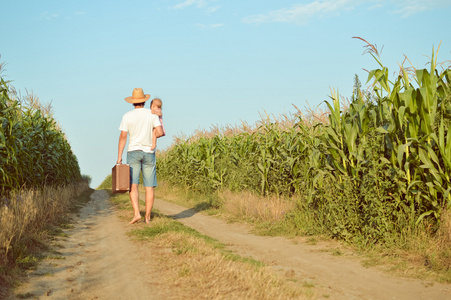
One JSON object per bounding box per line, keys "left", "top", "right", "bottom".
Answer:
{"left": 117, "top": 131, "right": 128, "bottom": 164}
{"left": 154, "top": 125, "right": 164, "bottom": 138}
{"left": 151, "top": 128, "right": 157, "bottom": 150}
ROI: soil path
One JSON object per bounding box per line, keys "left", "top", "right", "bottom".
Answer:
{"left": 10, "top": 190, "right": 451, "bottom": 299}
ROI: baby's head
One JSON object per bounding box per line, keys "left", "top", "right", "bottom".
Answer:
{"left": 150, "top": 98, "right": 163, "bottom": 116}
{"left": 151, "top": 98, "right": 162, "bottom": 110}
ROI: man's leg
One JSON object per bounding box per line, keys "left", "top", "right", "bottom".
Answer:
{"left": 144, "top": 186, "right": 154, "bottom": 223}
{"left": 142, "top": 151, "right": 157, "bottom": 223}
{"left": 127, "top": 151, "right": 142, "bottom": 224}
{"left": 129, "top": 183, "right": 141, "bottom": 224}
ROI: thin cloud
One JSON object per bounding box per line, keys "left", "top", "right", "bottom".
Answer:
{"left": 171, "top": 0, "right": 220, "bottom": 12}
{"left": 196, "top": 23, "right": 224, "bottom": 29}
{"left": 242, "top": 0, "right": 354, "bottom": 25}
{"left": 206, "top": 6, "right": 221, "bottom": 13}
{"left": 392, "top": 0, "right": 448, "bottom": 17}
{"left": 169, "top": 0, "right": 221, "bottom": 14}
{"left": 172, "top": 0, "right": 201, "bottom": 10}
{"left": 37, "top": 11, "right": 61, "bottom": 21}
{"left": 368, "top": 3, "right": 383, "bottom": 10}
{"left": 242, "top": 0, "right": 451, "bottom": 24}
{"left": 37, "top": 10, "right": 86, "bottom": 21}
{"left": 395, "top": 5, "right": 427, "bottom": 17}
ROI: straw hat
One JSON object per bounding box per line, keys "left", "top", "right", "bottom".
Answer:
{"left": 124, "top": 88, "right": 151, "bottom": 103}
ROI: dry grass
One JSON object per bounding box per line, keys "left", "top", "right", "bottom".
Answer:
{"left": 154, "top": 234, "right": 307, "bottom": 299}
{"left": 220, "top": 190, "right": 295, "bottom": 224}
{"left": 129, "top": 216, "right": 312, "bottom": 299}
{"left": 167, "top": 102, "right": 330, "bottom": 149}
{"left": 292, "top": 102, "right": 329, "bottom": 127}
{"left": 416, "top": 210, "right": 451, "bottom": 281}
{"left": 0, "top": 181, "right": 90, "bottom": 295}
{"left": 437, "top": 210, "right": 451, "bottom": 252}
{"left": 0, "top": 182, "right": 89, "bottom": 299}
{"left": 147, "top": 181, "right": 200, "bottom": 208}
{"left": 360, "top": 211, "right": 451, "bottom": 282}
{"left": 153, "top": 183, "right": 296, "bottom": 225}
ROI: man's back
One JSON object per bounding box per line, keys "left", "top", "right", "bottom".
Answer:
{"left": 119, "top": 108, "right": 161, "bottom": 153}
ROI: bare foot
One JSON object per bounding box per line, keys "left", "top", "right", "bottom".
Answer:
{"left": 145, "top": 219, "right": 151, "bottom": 224}
{"left": 129, "top": 215, "right": 142, "bottom": 224}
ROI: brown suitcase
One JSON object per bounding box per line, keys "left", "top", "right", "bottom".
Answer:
{"left": 112, "top": 164, "right": 130, "bottom": 193}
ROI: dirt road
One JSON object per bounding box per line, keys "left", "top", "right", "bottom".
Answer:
{"left": 11, "top": 190, "right": 163, "bottom": 299}
{"left": 10, "top": 190, "right": 451, "bottom": 299}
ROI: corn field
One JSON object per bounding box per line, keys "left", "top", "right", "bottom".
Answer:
{"left": 157, "top": 41, "right": 451, "bottom": 243}
{"left": 0, "top": 74, "right": 81, "bottom": 195}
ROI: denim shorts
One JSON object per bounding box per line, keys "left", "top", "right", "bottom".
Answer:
{"left": 126, "top": 150, "right": 157, "bottom": 187}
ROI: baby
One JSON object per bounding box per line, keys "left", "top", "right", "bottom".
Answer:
{"left": 150, "top": 98, "right": 165, "bottom": 150}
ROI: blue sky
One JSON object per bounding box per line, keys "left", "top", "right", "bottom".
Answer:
{"left": 1, "top": 0, "right": 450, "bottom": 188}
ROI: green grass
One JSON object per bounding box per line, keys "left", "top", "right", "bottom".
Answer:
{"left": 129, "top": 214, "right": 265, "bottom": 268}
{"left": 302, "top": 281, "right": 315, "bottom": 288}
{"left": 306, "top": 237, "right": 318, "bottom": 245}
{"left": 16, "top": 292, "right": 35, "bottom": 299}
{"left": 131, "top": 215, "right": 211, "bottom": 239}
{"left": 16, "top": 256, "right": 39, "bottom": 269}
{"left": 96, "top": 174, "right": 112, "bottom": 190}
{"left": 108, "top": 191, "right": 132, "bottom": 210}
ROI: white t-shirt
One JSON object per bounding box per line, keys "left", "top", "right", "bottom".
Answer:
{"left": 119, "top": 108, "right": 161, "bottom": 153}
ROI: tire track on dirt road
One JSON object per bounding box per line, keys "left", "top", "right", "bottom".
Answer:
{"left": 153, "top": 198, "right": 451, "bottom": 300}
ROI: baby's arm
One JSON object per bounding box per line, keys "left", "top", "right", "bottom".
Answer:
{"left": 159, "top": 115, "right": 166, "bottom": 137}
{"left": 150, "top": 108, "right": 164, "bottom": 151}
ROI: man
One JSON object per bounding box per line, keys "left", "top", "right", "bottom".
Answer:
{"left": 117, "top": 88, "right": 164, "bottom": 224}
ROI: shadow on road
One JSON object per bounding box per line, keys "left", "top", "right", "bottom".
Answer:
{"left": 169, "top": 207, "right": 197, "bottom": 219}
{"left": 168, "top": 202, "right": 211, "bottom": 219}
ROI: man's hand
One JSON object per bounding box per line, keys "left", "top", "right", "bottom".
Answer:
{"left": 154, "top": 125, "right": 164, "bottom": 138}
